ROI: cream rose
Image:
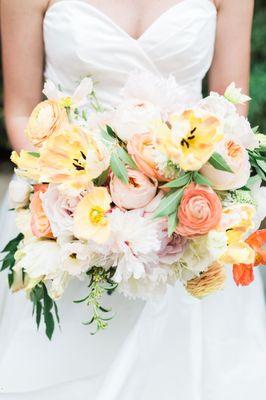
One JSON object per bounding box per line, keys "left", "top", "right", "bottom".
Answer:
{"left": 9, "top": 178, "right": 32, "bottom": 208}
{"left": 200, "top": 139, "right": 251, "bottom": 190}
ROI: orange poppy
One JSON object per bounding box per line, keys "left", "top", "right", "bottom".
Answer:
{"left": 233, "top": 229, "right": 266, "bottom": 286}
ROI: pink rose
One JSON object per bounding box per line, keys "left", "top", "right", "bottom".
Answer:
{"left": 158, "top": 234, "right": 187, "bottom": 264}
{"left": 110, "top": 169, "right": 157, "bottom": 210}
{"left": 41, "top": 184, "right": 81, "bottom": 237}
{"left": 127, "top": 133, "right": 169, "bottom": 181}
{"left": 30, "top": 184, "right": 53, "bottom": 238}
{"left": 200, "top": 140, "right": 250, "bottom": 190}
{"left": 176, "top": 183, "right": 222, "bottom": 237}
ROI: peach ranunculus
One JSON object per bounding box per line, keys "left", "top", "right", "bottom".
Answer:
{"left": 154, "top": 109, "right": 223, "bottom": 171}
{"left": 73, "top": 187, "right": 112, "bottom": 244}
{"left": 127, "top": 133, "right": 171, "bottom": 182}
{"left": 30, "top": 184, "right": 53, "bottom": 238}
{"left": 110, "top": 169, "right": 157, "bottom": 210}
{"left": 175, "top": 183, "right": 222, "bottom": 237}
{"left": 25, "top": 100, "right": 69, "bottom": 148}
{"left": 200, "top": 139, "right": 250, "bottom": 190}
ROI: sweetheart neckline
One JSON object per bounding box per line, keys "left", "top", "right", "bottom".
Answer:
{"left": 44, "top": 0, "right": 217, "bottom": 42}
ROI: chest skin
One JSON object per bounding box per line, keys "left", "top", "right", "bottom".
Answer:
{"left": 49, "top": 0, "right": 186, "bottom": 40}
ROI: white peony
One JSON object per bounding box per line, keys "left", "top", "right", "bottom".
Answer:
{"left": 92, "top": 208, "right": 163, "bottom": 283}
{"left": 41, "top": 184, "right": 81, "bottom": 237}
{"left": 14, "top": 239, "right": 61, "bottom": 279}
{"left": 46, "top": 271, "right": 71, "bottom": 300}
{"left": 121, "top": 71, "right": 198, "bottom": 114}
{"left": 111, "top": 99, "right": 161, "bottom": 142}
{"left": 9, "top": 178, "right": 32, "bottom": 209}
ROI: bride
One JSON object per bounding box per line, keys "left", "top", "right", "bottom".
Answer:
{"left": 1, "top": 0, "right": 266, "bottom": 399}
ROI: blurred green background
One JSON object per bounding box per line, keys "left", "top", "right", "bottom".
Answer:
{"left": 0, "top": 1, "right": 265, "bottom": 156}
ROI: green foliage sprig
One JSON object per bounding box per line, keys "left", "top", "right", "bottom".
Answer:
{"left": 30, "top": 283, "right": 60, "bottom": 340}
{"left": 74, "top": 267, "right": 118, "bottom": 335}
{"left": 0, "top": 233, "right": 24, "bottom": 287}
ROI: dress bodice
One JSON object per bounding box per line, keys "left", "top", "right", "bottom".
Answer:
{"left": 43, "top": 0, "right": 217, "bottom": 108}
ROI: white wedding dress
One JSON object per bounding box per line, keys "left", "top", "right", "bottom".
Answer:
{"left": 1, "top": 1, "right": 266, "bottom": 399}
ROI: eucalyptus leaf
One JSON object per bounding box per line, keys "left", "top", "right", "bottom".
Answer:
{"left": 161, "top": 173, "right": 191, "bottom": 188}
{"left": 110, "top": 152, "right": 129, "bottom": 184}
{"left": 208, "top": 152, "right": 233, "bottom": 173}
{"left": 28, "top": 152, "right": 40, "bottom": 158}
{"left": 116, "top": 146, "right": 137, "bottom": 169}
{"left": 193, "top": 172, "right": 213, "bottom": 186}
{"left": 257, "top": 159, "right": 266, "bottom": 173}
{"left": 154, "top": 188, "right": 184, "bottom": 219}
{"left": 168, "top": 212, "right": 178, "bottom": 236}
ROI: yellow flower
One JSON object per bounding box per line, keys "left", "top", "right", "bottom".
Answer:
{"left": 154, "top": 109, "right": 223, "bottom": 171}
{"left": 73, "top": 187, "right": 111, "bottom": 243}
{"left": 25, "top": 100, "right": 68, "bottom": 148}
{"left": 11, "top": 150, "right": 41, "bottom": 181}
{"left": 39, "top": 126, "right": 109, "bottom": 193}
{"left": 218, "top": 204, "right": 256, "bottom": 265}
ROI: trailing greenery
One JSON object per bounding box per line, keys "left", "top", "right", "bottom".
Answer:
{"left": 0, "top": 4, "right": 265, "bottom": 151}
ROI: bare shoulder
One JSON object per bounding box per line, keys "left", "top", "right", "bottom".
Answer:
{"left": 214, "top": 0, "right": 254, "bottom": 12}
{"left": 1, "top": 0, "right": 50, "bottom": 16}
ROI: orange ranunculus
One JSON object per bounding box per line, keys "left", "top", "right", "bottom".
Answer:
{"left": 175, "top": 183, "right": 222, "bottom": 237}
{"left": 30, "top": 184, "right": 53, "bottom": 238}
{"left": 127, "top": 133, "right": 169, "bottom": 182}
{"left": 233, "top": 230, "right": 266, "bottom": 286}
{"left": 233, "top": 263, "right": 254, "bottom": 286}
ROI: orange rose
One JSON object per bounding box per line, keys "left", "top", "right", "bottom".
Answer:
{"left": 25, "top": 100, "right": 68, "bottom": 148}
{"left": 176, "top": 183, "right": 222, "bottom": 237}
{"left": 127, "top": 133, "right": 169, "bottom": 182}
{"left": 30, "top": 184, "right": 53, "bottom": 238}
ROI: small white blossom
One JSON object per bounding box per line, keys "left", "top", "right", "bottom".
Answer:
{"left": 224, "top": 82, "right": 251, "bottom": 105}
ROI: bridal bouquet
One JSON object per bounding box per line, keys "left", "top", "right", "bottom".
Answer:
{"left": 1, "top": 73, "right": 266, "bottom": 339}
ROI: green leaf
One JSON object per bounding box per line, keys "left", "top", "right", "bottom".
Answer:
{"left": 168, "top": 212, "right": 178, "bottom": 236}
{"left": 154, "top": 188, "right": 184, "bottom": 219}
{"left": 208, "top": 152, "right": 233, "bottom": 173}
{"left": 193, "top": 172, "right": 213, "bottom": 186}
{"left": 43, "top": 285, "right": 55, "bottom": 340}
{"left": 257, "top": 159, "right": 266, "bottom": 172}
{"left": 1, "top": 233, "right": 24, "bottom": 254}
{"left": 28, "top": 151, "right": 40, "bottom": 158}
{"left": 36, "top": 301, "right": 42, "bottom": 330}
{"left": 94, "top": 168, "right": 109, "bottom": 186}
{"left": 116, "top": 146, "right": 137, "bottom": 169}
{"left": 54, "top": 302, "right": 60, "bottom": 326}
{"left": 110, "top": 152, "right": 129, "bottom": 184}
{"left": 161, "top": 173, "right": 191, "bottom": 188}
{"left": 106, "top": 125, "right": 117, "bottom": 138}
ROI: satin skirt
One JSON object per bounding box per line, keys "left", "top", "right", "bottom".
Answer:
{"left": 1, "top": 193, "right": 266, "bottom": 400}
